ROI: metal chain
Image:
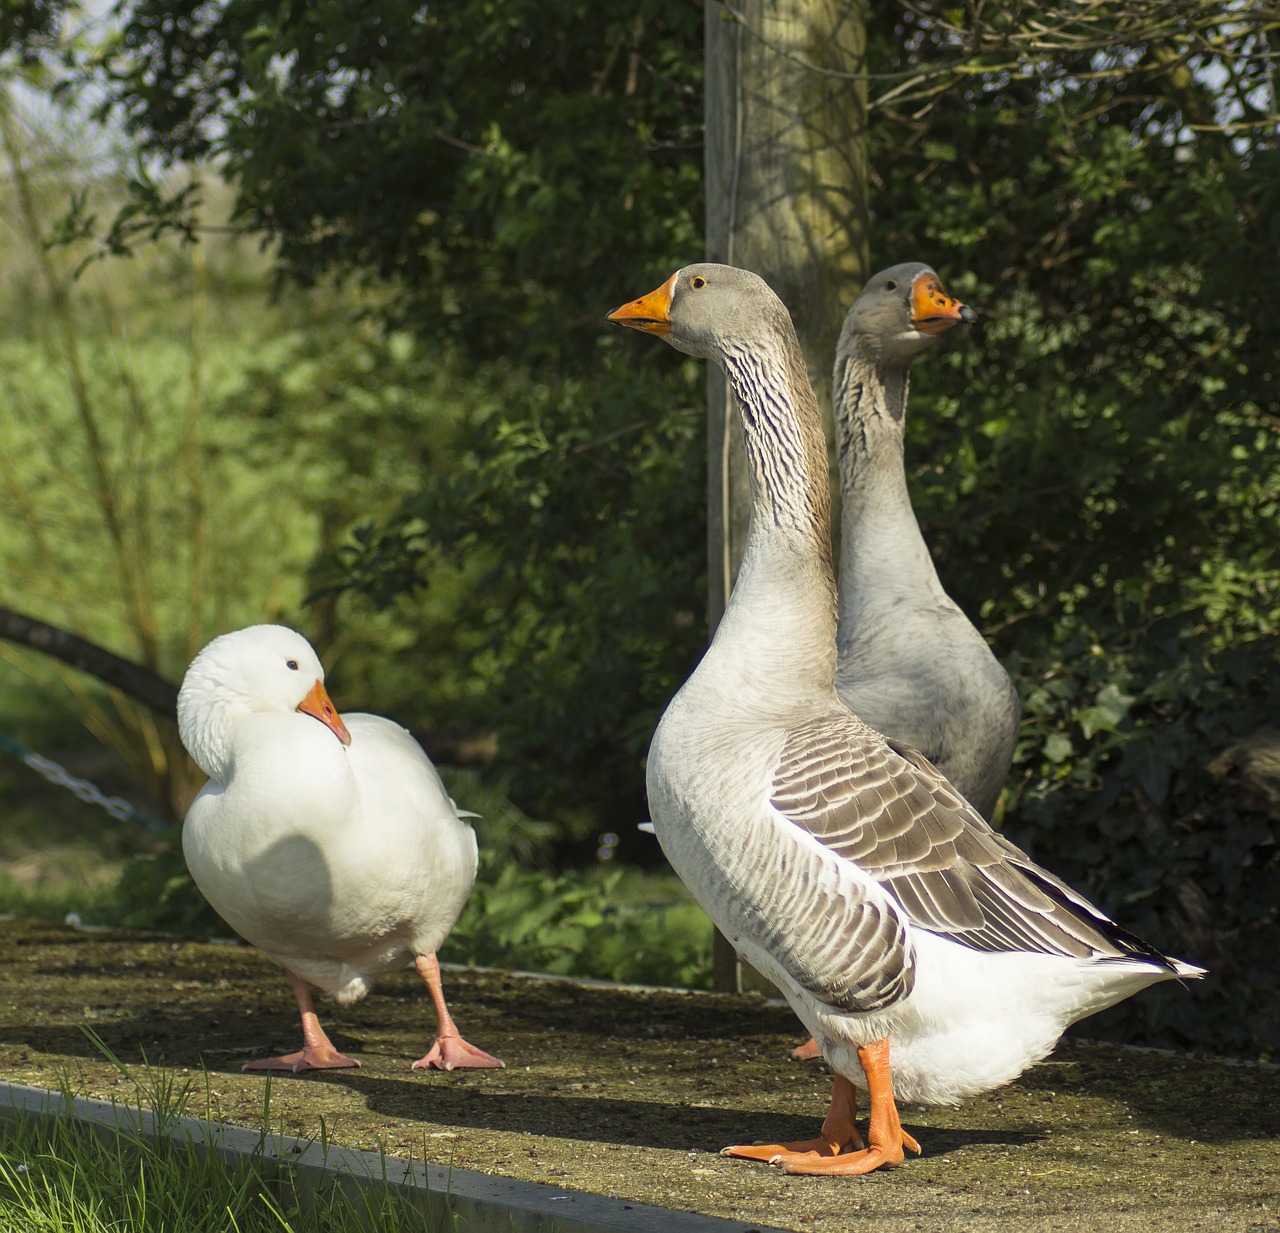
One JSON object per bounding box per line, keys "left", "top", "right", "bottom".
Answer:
{"left": 0, "top": 729, "right": 170, "bottom": 833}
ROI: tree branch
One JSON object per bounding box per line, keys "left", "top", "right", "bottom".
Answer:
{"left": 0, "top": 607, "right": 179, "bottom": 718}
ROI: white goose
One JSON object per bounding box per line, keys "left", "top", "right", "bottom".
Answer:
{"left": 791, "top": 262, "right": 1023, "bottom": 1063}
{"left": 178, "top": 624, "right": 503, "bottom": 1074}
{"left": 608, "top": 265, "right": 1201, "bottom": 1175}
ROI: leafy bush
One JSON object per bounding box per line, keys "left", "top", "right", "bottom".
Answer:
{"left": 1007, "top": 636, "right": 1280, "bottom": 1055}
{"left": 444, "top": 863, "right": 711, "bottom": 991}
{"left": 865, "top": 7, "right": 1280, "bottom": 1055}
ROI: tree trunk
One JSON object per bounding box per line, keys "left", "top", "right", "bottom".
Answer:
{"left": 704, "top": 0, "right": 869, "bottom": 992}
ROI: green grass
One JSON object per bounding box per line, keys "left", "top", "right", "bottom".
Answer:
{"left": 0, "top": 1044, "right": 454, "bottom": 1233}
{"left": 0, "top": 873, "right": 119, "bottom": 924}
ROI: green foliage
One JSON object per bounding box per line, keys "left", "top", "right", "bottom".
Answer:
{"left": 445, "top": 863, "right": 712, "bottom": 991}
{"left": 74, "top": 0, "right": 709, "bottom": 831}
{"left": 864, "top": 3, "right": 1280, "bottom": 1053}
{"left": 103, "top": 1, "right": 704, "bottom": 363}
{"left": 331, "top": 351, "right": 706, "bottom": 825}
{"left": 1012, "top": 636, "right": 1280, "bottom": 1054}
{"left": 0, "top": 871, "right": 117, "bottom": 923}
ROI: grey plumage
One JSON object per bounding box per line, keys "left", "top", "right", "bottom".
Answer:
{"left": 833, "top": 263, "right": 1019, "bottom": 819}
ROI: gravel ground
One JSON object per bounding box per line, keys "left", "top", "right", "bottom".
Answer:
{"left": 1, "top": 917, "right": 1277, "bottom": 1232}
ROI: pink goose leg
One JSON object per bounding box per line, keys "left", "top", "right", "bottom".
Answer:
{"left": 242, "top": 970, "right": 360, "bottom": 1073}
{"left": 410, "top": 954, "right": 504, "bottom": 1071}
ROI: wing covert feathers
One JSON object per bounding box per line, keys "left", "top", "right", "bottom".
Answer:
{"left": 769, "top": 716, "right": 1179, "bottom": 969}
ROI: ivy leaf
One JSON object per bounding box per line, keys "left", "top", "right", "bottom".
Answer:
{"left": 1044, "top": 732, "right": 1074, "bottom": 763}
{"left": 1077, "top": 682, "right": 1136, "bottom": 738}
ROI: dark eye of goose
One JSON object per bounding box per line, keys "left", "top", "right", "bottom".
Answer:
{"left": 885, "top": 279, "right": 898, "bottom": 291}
{"left": 286, "top": 660, "right": 299, "bottom": 670}
{"left": 691, "top": 275, "right": 707, "bottom": 289}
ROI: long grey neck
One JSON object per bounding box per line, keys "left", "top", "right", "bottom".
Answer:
{"left": 697, "top": 333, "right": 837, "bottom": 707}
{"left": 835, "top": 352, "right": 945, "bottom": 631}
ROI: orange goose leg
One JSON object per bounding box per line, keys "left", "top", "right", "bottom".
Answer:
{"left": 790, "top": 1034, "right": 822, "bottom": 1062}
{"left": 783, "top": 1038, "right": 921, "bottom": 1175}
{"left": 410, "top": 954, "right": 505, "bottom": 1071}
{"left": 724, "top": 1038, "right": 921, "bottom": 1174}
{"left": 242, "top": 970, "right": 360, "bottom": 1073}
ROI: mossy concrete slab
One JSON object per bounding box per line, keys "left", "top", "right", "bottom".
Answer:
{"left": 2, "top": 917, "right": 1278, "bottom": 1232}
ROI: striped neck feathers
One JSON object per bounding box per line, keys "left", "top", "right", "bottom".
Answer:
{"left": 721, "top": 333, "right": 834, "bottom": 579}
{"left": 834, "top": 351, "right": 911, "bottom": 492}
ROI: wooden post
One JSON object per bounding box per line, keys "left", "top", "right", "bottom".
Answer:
{"left": 704, "top": 0, "right": 869, "bottom": 993}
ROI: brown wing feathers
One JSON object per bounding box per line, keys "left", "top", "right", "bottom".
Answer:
{"left": 771, "top": 717, "right": 1162, "bottom": 964}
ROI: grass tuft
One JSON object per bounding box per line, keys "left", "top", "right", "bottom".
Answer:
{"left": 0, "top": 1048, "right": 455, "bottom": 1233}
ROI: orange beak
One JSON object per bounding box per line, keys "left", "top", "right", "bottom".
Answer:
{"left": 911, "top": 272, "right": 976, "bottom": 335}
{"left": 296, "top": 679, "right": 352, "bottom": 746}
{"left": 606, "top": 273, "right": 677, "bottom": 335}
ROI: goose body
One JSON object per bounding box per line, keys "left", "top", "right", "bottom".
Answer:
{"left": 179, "top": 624, "right": 502, "bottom": 1073}
{"left": 609, "top": 264, "right": 1201, "bottom": 1173}
{"left": 833, "top": 263, "right": 1018, "bottom": 821}
{"left": 789, "top": 262, "right": 1023, "bottom": 1062}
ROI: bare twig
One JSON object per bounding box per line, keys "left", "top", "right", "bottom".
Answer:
{"left": 719, "top": 0, "right": 1280, "bottom": 129}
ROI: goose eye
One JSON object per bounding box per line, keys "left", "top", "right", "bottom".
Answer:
{"left": 885, "top": 280, "right": 898, "bottom": 291}
{"left": 286, "top": 660, "right": 299, "bottom": 671}
{"left": 691, "top": 276, "right": 707, "bottom": 289}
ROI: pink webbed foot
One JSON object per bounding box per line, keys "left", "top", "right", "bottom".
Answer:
{"left": 244, "top": 970, "right": 360, "bottom": 1075}
{"left": 242, "top": 1044, "right": 361, "bottom": 1074}
{"left": 412, "top": 1034, "right": 505, "bottom": 1071}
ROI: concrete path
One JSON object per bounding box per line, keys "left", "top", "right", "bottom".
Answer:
{"left": 1, "top": 918, "right": 1276, "bottom": 1231}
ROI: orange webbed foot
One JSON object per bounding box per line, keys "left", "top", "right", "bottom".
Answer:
{"left": 722, "top": 1071, "right": 864, "bottom": 1163}
{"left": 727, "top": 1039, "right": 923, "bottom": 1178}
{"left": 722, "top": 1128, "right": 864, "bottom": 1164}
{"left": 780, "top": 1122, "right": 920, "bottom": 1175}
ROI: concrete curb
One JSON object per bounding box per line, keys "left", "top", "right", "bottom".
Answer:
{"left": 0, "top": 1081, "right": 787, "bottom": 1233}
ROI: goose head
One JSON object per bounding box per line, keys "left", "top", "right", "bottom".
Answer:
{"left": 837, "top": 263, "right": 975, "bottom": 368}
{"left": 606, "top": 263, "right": 795, "bottom": 364}
{"left": 177, "top": 624, "right": 351, "bottom": 782}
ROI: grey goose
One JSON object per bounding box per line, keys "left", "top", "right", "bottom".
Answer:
{"left": 607, "top": 264, "right": 1201, "bottom": 1175}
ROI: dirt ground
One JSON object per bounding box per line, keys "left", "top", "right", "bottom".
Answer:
{"left": 1, "top": 916, "right": 1277, "bottom": 1232}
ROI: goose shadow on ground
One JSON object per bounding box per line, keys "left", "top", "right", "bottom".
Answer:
{"left": 6, "top": 920, "right": 1276, "bottom": 1159}
{"left": 320, "top": 1069, "right": 1046, "bottom": 1157}
{"left": 0, "top": 1009, "right": 1044, "bottom": 1158}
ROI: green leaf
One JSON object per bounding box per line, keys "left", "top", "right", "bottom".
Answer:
{"left": 1043, "top": 732, "right": 1074, "bottom": 763}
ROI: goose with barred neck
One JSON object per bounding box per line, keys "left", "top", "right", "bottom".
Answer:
{"left": 790, "top": 263, "right": 1022, "bottom": 1064}
{"left": 178, "top": 624, "right": 503, "bottom": 1074}
{"left": 608, "top": 264, "right": 1201, "bottom": 1176}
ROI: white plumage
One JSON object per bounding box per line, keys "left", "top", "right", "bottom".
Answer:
{"left": 179, "top": 624, "right": 502, "bottom": 1074}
